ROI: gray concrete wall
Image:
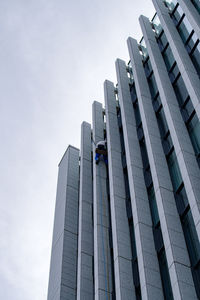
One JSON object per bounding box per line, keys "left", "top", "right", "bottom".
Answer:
{"left": 140, "top": 15, "right": 198, "bottom": 299}
{"left": 116, "top": 58, "right": 164, "bottom": 300}
{"left": 47, "top": 146, "right": 80, "bottom": 300}
{"left": 92, "top": 101, "right": 113, "bottom": 300}
{"left": 153, "top": 0, "right": 200, "bottom": 122}
{"left": 77, "top": 122, "right": 94, "bottom": 300}
{"left": 104, "top": 80, "right": 136, "bottom": 300}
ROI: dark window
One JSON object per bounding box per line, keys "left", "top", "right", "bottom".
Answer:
{"left": 169, "top": 63, "right": 179, "bottom": 83}
{"left": 148, "top": 73, "right": 158, "bottom": 99}
{"left": 148, "top": 187, "right": 159, "bottom": 227}
{"left": 177, "top": 15, "right": 193, "bottom": 43}
{"left": 191, "top": 43, "right": 200, "bottom": 76}
{"left": 134, "top": 101, "right": 142, "bottom": 127}
{"left": 162, "top": 45, "right": 175, "bottom": 71}
{"left": 191, "top": 0, "right": 200, "bottom": 14}
{"left": 158, "top": 249, "right": 174, "bottom": 300}
{"left": 173, "top": 75, "right": 188, "bottom": 105}
{"left": 187, "top": 113, "right": 200, "bottom": 155}
{"left": 182, "top": 210, "right": 200, "bottom": 266}
{"left": 167, "top": 150, "right": 182, "bottom": 191}
{"left": 157, "top": 108, "right": 169, "bottom": 138}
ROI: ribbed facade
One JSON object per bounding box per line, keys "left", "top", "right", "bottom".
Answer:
{"left": 47, "top": 0, "right": 200, "bottom": 299}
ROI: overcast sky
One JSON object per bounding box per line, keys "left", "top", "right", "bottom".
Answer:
{"left": 0, "top": 0, "right": 155, "bottom": 299}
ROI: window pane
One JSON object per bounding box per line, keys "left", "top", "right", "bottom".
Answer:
{"left": 165, "top": 0, "right": 177, "bottom": 11}
{"left": 140, "top": 37, "right": 148, "bottom": 59}
{"left": 191, "top": 0, "right": 200, "bottom": 14}
{"left": 152, "top": 14, "right": 162, "bottom": 35}
{"left": 177, "top": 16, "right": 193, "bottom": 43}
{"left": 159, "top": 32, "right": 168, "bottom": 49}
{"left": 163, "top": 45, "right": 175, "bottom": 71}
{"left": 187, "top": 32, "right": 198, "bottom": 52}
{"left": 173, "top": 75, "right": 188, "bottom": 105}
{"left": 157, "top": 108, "right": 169, "bottom": 137}
{"left": 148, "top": 73, "right": 158, "bottom": 99}
{"left": 173, "top": 4, "right": 184, "bottom": 21}
{"left": 169, "top": 63, "right": 179, "bottom": 82}
{"left": 167, "top": 150, "right": 182, "bottom": 191}
{"left": 183, "top": 210, "right": 200, "bottom": 265}
{"left": 188, "top": 114, "right": 200, "bottom": 155}
{"left": 148, "top": 187, "right": 160, "bottom": 226}
{"left": 191, "top": 43, "right": 200, "bottom": 76}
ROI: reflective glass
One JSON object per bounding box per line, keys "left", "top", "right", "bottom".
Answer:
{"left": 177, "top": 16, "right": 193, "bottom": 43}
{"left": 148, "top": 187, "right": 160, "bottom": 226}
{"left": 191, "top": 43, "right": 200, "bottom": 76}
{"left": 182, "top": 210, "right": 200, "bottom": 265}
{"left": 191, "top": 0, "right": 200, "bottom": 14}
{"left": 152, "top": 14, "right": 162, "bottom": 35}
{"left": 157, "top": 108, "right": 169, "bottom": 137}
{"left": 173, "top": 75, "right": 188, "bottom": 105}
{"left": 169, "top": 63, "right": 179, "bottom": 82}
{"left": 148, "top": 73, "right": 158, "bottom": 99}
{"left": 167, "top": 150, "right": 182, "bottom": 191}
{"left": 165, "top": 0, "right": 177, "bottom": 11}
{"left": 140, "top": 37, "right": 148, "bottom": 59}
{"left": 173, "top": 4, "right": 184, "bottom": 20}
{"left": 187, "top": 32, "right": 198, "bottom": 51}
{"left": 188, "top": 114, "right": 200, "bottom": 155}
{"left": 163, "top": 45, "right": 175, "bottom": 71}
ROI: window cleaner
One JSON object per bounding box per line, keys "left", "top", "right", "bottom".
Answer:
{"left": 95, "top": 140, "right": 108, "bottom": 164}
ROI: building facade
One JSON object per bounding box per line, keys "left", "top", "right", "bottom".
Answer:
{"left": 47, "top": 0, "right": 200, "bottom": 299}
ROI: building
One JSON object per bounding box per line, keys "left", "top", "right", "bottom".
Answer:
{"left": 47, "top": 0, "right": 200, "bottom": 299}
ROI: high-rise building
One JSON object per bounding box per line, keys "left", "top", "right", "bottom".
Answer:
{"left": 47, "top": 0, "right": 200, "bottom": 299}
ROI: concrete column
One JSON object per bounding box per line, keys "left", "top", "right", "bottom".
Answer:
{"left": 127, "top": 37, "right": 197, "bottom": 300}
{"left": 77, "top": 122, "right": 94, "bottom": 300}
{"left": 140, "top": 14, "right": 200, "bottom": 244}
{"left": 152, "top": 0, "right": 200, "bottom": 121}
{"left": 115, "top": 59, "right": 164, "bottom": 300}
{"left": 104, "top": 80, "right": 136, "bottom": 300}
{"left": 48, "top": 146, "right": 80, "bottom": 300}
{"left": 178, "top": 0, "right": 200, "bottom": 40}
{"left": 92, "top": 101, "right": 113, "bottom": 300}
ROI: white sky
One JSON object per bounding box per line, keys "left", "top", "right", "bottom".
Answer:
{"left": 0, "top": 0, "right": 155, "bottom": 299}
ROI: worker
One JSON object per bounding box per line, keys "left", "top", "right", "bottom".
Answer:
{"left": 95, "top": 140, "right": 108, "bottom": 165}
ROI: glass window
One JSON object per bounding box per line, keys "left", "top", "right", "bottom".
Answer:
{"left": 157, "top": 108, "right": 169, "bottom": 137}
{"left": 153, "top": 94, "right": 162, "bottom": 112}
{"left": 158, "top": 249, "right": 174, "bottom": 300}
{"left": 169, "top": 63, "right": 179, "bottom": 82}
{"left": 140, "top": 37, "right": 148, "bottom": 59}
{"left": 134, "top": 101, "right": 142, "bottom": 126}
{"left": 177, "top": 16, "right": 193, "bottom": 43}
{"left": 140, "top": 139, "right": 149, "bottom": 170}
{"left": 182, "top": 210, "right": 200, "bottom": 265}
{"left": 152, "top": 13, "right": 162, "bottom": 35}
{"left": 191, "top": 43, "right": 200, "bottom": 76}
{"left": 148, "top": 73, "right": 158, "bottom": 99}
{"left": 176, "top": 185, "right": 188, "bottom": 215}
{"left": 186, "top": 32, "right": 198, "bottom": 52}
{"left": 165, "top": 0, "right": 177, "bottom": 11}
{"left": 162, "top": 45, "right": 175, "bottom": 71}
{"left": 148, "top": 187, "right": 160, "bottom": 226}
{"left": 144, "top": 58, "right": 153, "bottom": 77}
{"left": 173, "top": 75, "right": 188, "bottom": 105}
{"left": 167, "top": 150, "right": 182, "bottom": 191}
{"left": 163, "top": 133, "right": 173, "bottom": 155}
{"left": 173, "top": 4, "right": 184, "bottom": 21}
{"left": 187, "top": 114, "right": 200, "bottom": 155}
{"left": 191, "top": 0, "right": 200, "bottom": 14}
{"left": 181, "top": 97, "right": 194, "bottom": 121}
